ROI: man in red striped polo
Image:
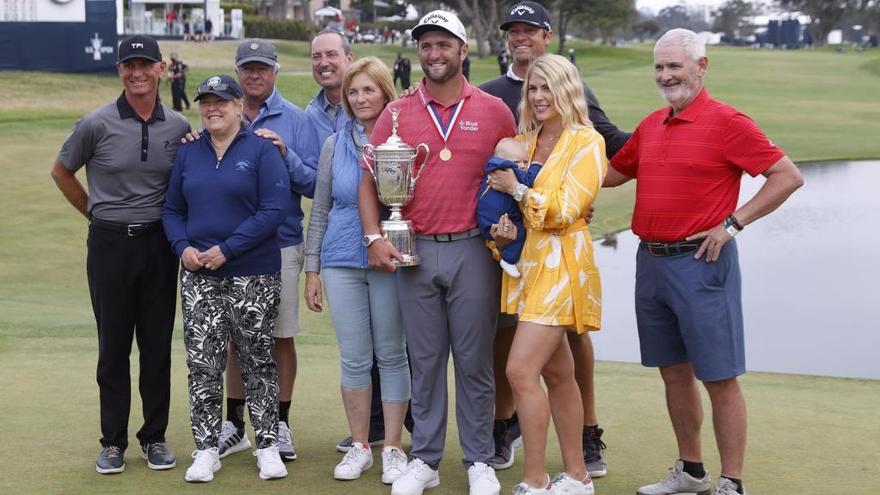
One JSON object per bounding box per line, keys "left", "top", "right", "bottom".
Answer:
{"left": 604, "top": 29, "right": 803, "bottom": 495}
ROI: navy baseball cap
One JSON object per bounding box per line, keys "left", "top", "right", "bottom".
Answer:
{"left": 117, "top": 35, "right": 162, "bottom": 63}
{"left": 194, "top": 75, "right": 243, "bottom": 101}
{"left": 500, "top": 1, "right": 553, "bottom": 31}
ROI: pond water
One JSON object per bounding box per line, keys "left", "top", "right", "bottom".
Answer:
{"left": 591, "top": 160, "right": 880, "bottom": 380}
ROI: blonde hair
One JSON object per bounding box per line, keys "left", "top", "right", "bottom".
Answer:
{"left": 341, "top": 56, "right": 396, "bottom": 118}
{"left": 517, "top": 53, "right": 591, "bottom": 134}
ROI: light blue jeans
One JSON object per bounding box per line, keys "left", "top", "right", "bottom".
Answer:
{"left": 322, "top": 267, "right": 410, "bottom": 403}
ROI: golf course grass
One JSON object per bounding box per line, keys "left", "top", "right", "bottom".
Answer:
{"left": 1, "top": 39, "right": 878, "bottom": 494}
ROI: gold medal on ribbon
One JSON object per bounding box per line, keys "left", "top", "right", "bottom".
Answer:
{"left": 427, "top": 99, "right": 464, "bottom": 165}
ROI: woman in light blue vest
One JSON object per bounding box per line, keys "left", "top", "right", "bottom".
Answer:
{"left": 303, "top": 57, "right": 410, "bottom": 485}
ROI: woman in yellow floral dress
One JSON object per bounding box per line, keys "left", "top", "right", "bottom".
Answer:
{"left": 489, "top": 54, "right": 606, "bottom": 495}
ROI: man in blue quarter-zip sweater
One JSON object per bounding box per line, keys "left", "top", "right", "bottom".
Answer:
{"left": 217, "top": 39, "right": 320, "bottom": 463}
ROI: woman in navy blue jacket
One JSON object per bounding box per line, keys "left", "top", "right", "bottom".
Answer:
{"left": 163, "top": 75, "right": 290, "bottom": 483}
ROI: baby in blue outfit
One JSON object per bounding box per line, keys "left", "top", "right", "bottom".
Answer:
{"left": 477, "top": 138, "right": 542, "bottom": 278}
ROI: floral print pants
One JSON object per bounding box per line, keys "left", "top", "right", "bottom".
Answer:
{"left": 181, "top": 269, "right": 281, "bottom": 450}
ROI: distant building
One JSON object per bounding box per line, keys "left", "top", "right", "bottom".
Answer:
{"left": 0, "top": 0, "right": 117, "bottom": 72}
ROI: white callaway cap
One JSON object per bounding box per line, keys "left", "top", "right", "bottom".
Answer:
{"left": 411, "top": 10, "right": 468, "bottom": 44}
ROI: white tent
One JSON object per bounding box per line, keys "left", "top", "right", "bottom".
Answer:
{"left": 314, "top": 6, "right": 342, "bottom": 18}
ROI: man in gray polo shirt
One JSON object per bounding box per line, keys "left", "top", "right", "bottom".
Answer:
{"left": 50, "top": 35, "right": 190, "bottom": 475}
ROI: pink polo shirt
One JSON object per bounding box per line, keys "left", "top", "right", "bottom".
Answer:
{"left": 368, "top": 77, "right": 516, "bottom": 235}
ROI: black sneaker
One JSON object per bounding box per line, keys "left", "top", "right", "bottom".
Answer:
{"left": 583, "top": 426, "right": 607, "bottom": 477}
{"left": 492, "top": 415, "right": 522, "bottom": 470}
{"left": 335, "top": 429, "right": 385, "bottom": 453}
{"left": 141, "top": 442, "right": 176, "bottom": 470}
{"left": 218, "top": 420, "right": 251, "bottom": 458}
{"left": 96, "top": 446, "right": 125, "bottom": 474}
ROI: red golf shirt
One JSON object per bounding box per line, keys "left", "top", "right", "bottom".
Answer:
{"left": 368, "top": 77, "right": 516, "bottom": 235}
{"left": 611, "top": 88, "right": 785, "bottom": 242}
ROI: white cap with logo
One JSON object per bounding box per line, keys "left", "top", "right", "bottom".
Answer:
{"left": 411, "top": 10, "right": 468, "bottom": 44}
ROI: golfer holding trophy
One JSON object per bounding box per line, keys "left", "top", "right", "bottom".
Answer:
{"left": 357, "top": 10, "right": 517, "bottom": 494}
{"left": 362, "top": 108, "right": 429, "bottom": 266}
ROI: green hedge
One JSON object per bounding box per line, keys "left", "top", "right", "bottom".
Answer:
{"left": 221, "top": 2, "right": 257, "bottom": 15}
{"left": 357, "top": 21, "right": 414, "bottom": 33}
{"left": 243, "top": 16, "right": 317, "bottom": 41}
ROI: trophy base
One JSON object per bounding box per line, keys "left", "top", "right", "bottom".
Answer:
{"left": 382, "top": 218, "right": 420, "bottom": 267}
{"left": 393, "top": 254, "right": 421, "bottom": 267}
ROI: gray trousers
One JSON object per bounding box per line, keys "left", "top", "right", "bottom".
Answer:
{"left": 396, "top": 236, "right": 499, "bottom": 468}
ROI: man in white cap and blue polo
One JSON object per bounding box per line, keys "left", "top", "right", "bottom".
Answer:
{"left": 359, "top": 10, "right": 516, "bottom": 495}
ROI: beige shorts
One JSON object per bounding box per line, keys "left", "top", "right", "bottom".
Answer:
{"left": 274, "top": 243, "right": 304, "bottom": 338}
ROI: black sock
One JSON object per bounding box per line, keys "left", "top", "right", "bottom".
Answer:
{"left": 226, "top": 398, "right": 246, "bottom": 431}
{"left": 279, "top": 400, "right": 291, "bottom": 424}
{"left": 721, "top": 476, "right": 744, "bottom": 494}
{"left": 681, "top": 460, "right": 706, "bottom": 479}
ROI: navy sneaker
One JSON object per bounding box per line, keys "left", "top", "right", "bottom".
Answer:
{"left": 583, "top": 426, "right": 607, "bottom": 477}
{"left": 141, "top": 442, "right": 176, "bottom": 470}
{"left": 96, "top": 446, "right": 125, "bottom": 474}
{"left": 335, "top": 429, "right": 385, "bottom": 453}
{"left": 492, "top": 414, "right": 522, "bottom": 470}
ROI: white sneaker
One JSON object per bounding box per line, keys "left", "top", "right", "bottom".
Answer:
{"left": 184, "top": 448, "right": 221, "bottom": 483}
{"left": 277, "top": 421, "right": 297, "bottom": 461}
{"left": 512, "top": 481, "right": 552, "bottom": 495}
{"left": 468, "top": 462, "right": 501, "bottom": 495}
{"left": 391, "top": 458, "right": 440, "bottom": 495}
{"left": 549, "top": 472, "right": 594, "bottom": 495}
{"left": 218, "top": 420, "right": 251, "bottom": 459}
{"left": 333, "top": 441, "right": 373, "bottom": 480}
{"left": 636, "top": 460, "right": 711, "bottom": 495}
{"left": 500, "top": 260, "right": 521, "bottom": 278}
{"left": 382, "top": 446, "right": 408, "bottom": 484}
{"left": 715, "top": 477, "right": 746, "bottom": 495}
{"left": 254, "top": 445, "right": 288, "bottom": 480}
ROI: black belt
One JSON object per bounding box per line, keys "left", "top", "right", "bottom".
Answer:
{"left": 415, "top": 228, "right": 481, "bottom": 243}
{"left": 90, "top": 218, "right": 162, "bottom": 237}
{"left": 641, "top": 239, "right": 704, "bottom": 257}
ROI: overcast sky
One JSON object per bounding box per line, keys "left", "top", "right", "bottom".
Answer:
{"left": 636, "top": 0, "right": 729, "bottom": 14}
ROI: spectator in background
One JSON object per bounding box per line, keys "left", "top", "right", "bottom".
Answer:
{"left": 165, "top": 10, "right": 176, "bottom": 35}
{"left": 393, "top": 52, "right": 411, "bottom": 91}
{"left": 205, "top": 18, "right": 213, "bottom": 41}
{"left": 497, "top": 49, "right": 510, "bottom": 75}
{"left": 168, "top": 52, "right": 190, "bottom": 112}
{"left": 182, "top": 14, "right": 191, "bottom": 41}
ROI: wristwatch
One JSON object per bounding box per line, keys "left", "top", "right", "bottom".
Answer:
{"left": 362, "top": 233, "right": 383, "bottom": 247}
{"left": 723, "top": 214, "right": 743, "bottom": 238}
{"left": 513, "top": 183, "right": 529, "bottom": 202}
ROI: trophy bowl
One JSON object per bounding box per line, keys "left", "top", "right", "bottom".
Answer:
{"left": 363, "top": 108, "right": 429, "bottom": 266}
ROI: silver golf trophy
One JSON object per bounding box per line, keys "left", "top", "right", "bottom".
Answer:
{"left": 363, "top": 108, "right": 429, "bottom": 266}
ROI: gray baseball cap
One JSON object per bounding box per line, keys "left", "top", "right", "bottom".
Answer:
{"left": 235, "top": 39, "right": 278, "bottom": 67}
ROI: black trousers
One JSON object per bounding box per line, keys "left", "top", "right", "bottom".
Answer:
{"left": 86, "top": 224, "right": 178, "bottom": 450}
{"left": 171, "top": 79, "right": 190, "bottom": 111}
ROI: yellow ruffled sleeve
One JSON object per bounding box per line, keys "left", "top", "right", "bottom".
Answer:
{"left": 521, "top": 128, "right": 607, "bottom": 232}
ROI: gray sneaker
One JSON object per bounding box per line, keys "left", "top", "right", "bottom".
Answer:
{"left": 636, "top": 460, "right": 712, "bottom": 495}
{"left": 277, "top": 421, "right": 297, "bottom": 461}
{"left": 715, "top": 477, "right": 745, "bottom": 495}
{"left": 582, "top": 427, "right": 607, "bottom": 478}
{"left": 96, "top": 446, "right": 125, "bottom": 474}
{"left": 141, "top": 442, "right": 176, "bottom": 470}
